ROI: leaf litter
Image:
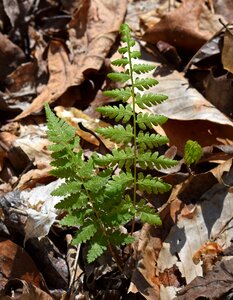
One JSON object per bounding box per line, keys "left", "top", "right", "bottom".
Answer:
{"left": 0, "top": 0, "right": 233, "bottom": 299}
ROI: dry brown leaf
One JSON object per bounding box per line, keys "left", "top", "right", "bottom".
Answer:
{"left": 69, "top": 0, "right": 128, "bottom": 77}
{"left": 214, "top": 0, "right": 233, "bottom": 22}
{"left": 157, "top": 160, "right": 233, "bottom": 297}
{"left": 132, "top": 158, "right": 233, "bottom": 299}
{"left": 16, "top": 167, "right": 53, "bottom": 190}
{"left": 13, "top": 0, "right": 128, "bottom": 121}
{"left": 132, "top": 47, "right": 233, "bottom": 154}
{"left": 161, "top": 119, "right": 233, "bottom": 156}
{"left": 0, "top": 278, "right": 53, "bottom": 300}
{"left": 175, "top": 258, "right": 233, "bottom": 299}
{"left": 13, "top": 40, "right": 73, "bottom": 121}
{"left": 204, "top": 68, "right": 233, "bottom": 117}
{"left": 141, "top": 0, "right": 220, "bottom": 53}
{"left": 6, "top": 61, "right": 38, "bottom": 93}
{"left": 0, "top": 239, "right": 47, "bottom": 290}
{"left": 192, "top": 241, "right": 223, "bottom": 275}
{"left": 222, "top": 29, "right": 233, "bottom": 74}
{"left": 0, "top": 32, "right": 26, "bottom": 81}
{"left": 2, "top": 0, "right": 34, "bottom": 28}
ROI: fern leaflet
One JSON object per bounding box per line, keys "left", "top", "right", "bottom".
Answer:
{"left": 96, "top": 104, "right": 133, "bottom": 123}
{"left": 136, "top": 93, "right": 168, "bottom": 109}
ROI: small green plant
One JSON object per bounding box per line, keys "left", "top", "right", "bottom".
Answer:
{"left": 45, "top": 23, "right": 177, "bottom": 270}
{"left": 184, "top": 140, "right": 203, "bottom": 167}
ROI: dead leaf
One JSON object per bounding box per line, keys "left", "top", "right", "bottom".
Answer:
{"left": 141, "top": 0, "right": 221, "bottom": 53}
{"left": 214, "top": 0, "right": 233, "bottom": 22}
{"left": 0, "top": 239, "right": 47, "bottom": 290}
{"left": 175, "top": 258, "right": 233, "bottom": 299}
{"left": 156, "top": 166, "right": 233, "bottom": 297}
{"left": 0, "top": 278, "right": 53, "bottom": 300}
{"left": 204, "top": 68, "right": 233, "bottom": 117}
{"left": 13, "top": 0, "right": 128, "bottom": 121}
{"left": 69, "top": 0, "right": 128, "bottom": 77}
{"left": 133, "top": 42, "right": 233, "bottom": 155}
{"left": 2, "top": 0, "right": 34, "bottom": 29}
{"left": 6, "top": 60, "right": 38, "bottom": 94}
{"left": 20, "top": 180, "right": 63, "bottom": 244}
{"left": 192, "top": 241, "right": 223, "bottom": 274}
{"left": 13, "top": 40, "right": 73, "bottom": 121}
{"left": 0, "top": 32, "right": 26, "bottom": 81}
{"left": 222, "top": 28, "right": 233, "bottom": 74}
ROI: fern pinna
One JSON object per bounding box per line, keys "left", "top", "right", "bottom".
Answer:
{"left": 45, "top": 23, "right": 177, "bottom": 270}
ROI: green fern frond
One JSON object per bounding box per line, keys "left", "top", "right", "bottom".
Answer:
{"left": 134, "top": 78, "right": 158, "bottom": 91}
{"left": 97, "top": 124, "right": 133, "bottom": 144}
{"left": 45, "top": 23, "right": 178, "bottom": 267}
{"left": 105, "top": 172, "right": 134, "bottom": 199}
{"left": 152, "top": 154, "right": 178, "bottom": 170}
{"left": 56, "top": 192, "right": 88, "bottom": 210}
{"left": 137, "top": 132, "right": 168, "bottom": 149}
{"left": 136, "top": 93, "right": 168, "bottom": 109}
{"left": 111, "top": 58, "right": 129, "bottom": 67}
{"left": 111, "top": 172, "right": 134, "bottom": 189}
{"left": 59, "top": 211, "right": 85, "bottom": 227}
{"left": 103, "top": 197, "right": 134, "bottom": 227}
{"left": 51, "top": 181, "right": 82, "bottom": 197}
{"left": 93, "top": 147, "right": 134, "bottom": 169}
{"left": 136, "top": 112, "right": 168, "bottom": 129}
{"left": 131, "top": 51, "right": 141, "bottom": 58}
{"left": 96, "top": 104, "right": 133, "bottom": 123}
{"left": 84, "top": 171, "right": 111, "bottom": 194}
{"left": 137, "top": 173, "right": 171, "bottom": 194}
{"left": 45, "top": 103, "right": 76, "bottom": 144}
{"left": 120, "top": 23, "right": 131, "bottom": 37}
{"left": 77, "top": 158, "right": 94, "bottom": 178}
{"left": 137, "top": 200, "right": 161, "bottom": 225}
{"left": 133, "top": 64, "right": 155, "bottom": 74}
{"left": 184, "top": 140, "right": 203, "bottom": 166}
{"left": 72, "top": 222, "right": 97, "bottom": 245}
{"left": 118, "top": 46, "right": 128, "bottom": 54}
{"left": 107, "top": 72, "right": 130, "bottom": 83}
{"left": 138, "top": 151, "right": 176, "bottom": 170}
{"left": 103, "top": 88, "right": 131, "bottom": 102}
{"left": 87, "top": 242, "right": 108, "bottom": 263}
{"left": 109, "top": 231, "right": 134, "bottom": 247}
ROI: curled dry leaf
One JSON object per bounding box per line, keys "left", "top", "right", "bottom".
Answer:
{"left": 13, "top": 0, "right": 128, "bottom": 121}
{"left": 192, "top": 241, "right": 223, "bottom": 275}
{"left": 140, "top": 0, "right": 221, "bottom": 53}
{"left": 13, "top": 40, "right": 73, "bottom": 121}
{"left": 21, "top": 180, "right": 63, "bottom": 244}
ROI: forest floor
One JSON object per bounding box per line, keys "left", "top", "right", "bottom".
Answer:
{"left": 0, "top": 0, "right": 233, "bottom": 299}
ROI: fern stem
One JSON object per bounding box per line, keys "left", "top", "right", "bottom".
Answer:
{"left": 127, "top": 36, "right": 137, "bottom": 235}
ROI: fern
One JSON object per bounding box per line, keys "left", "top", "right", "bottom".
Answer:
{"left": 103, "top": 88, "right": 131, "bottom": 102}
{"left": 97, "top": 124, "right": 133, "bottom": 144}
{"left": 136, "top": 93, "right": 168, "bottom": 109}
{"left": 184, "top": 140, "right": 203, "bottom": 166}
{"left": 45, "top": 23, "right": 178, "bottom": 269}
{"left": 96, "top": 104, "right": 133, "bottom": 123}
